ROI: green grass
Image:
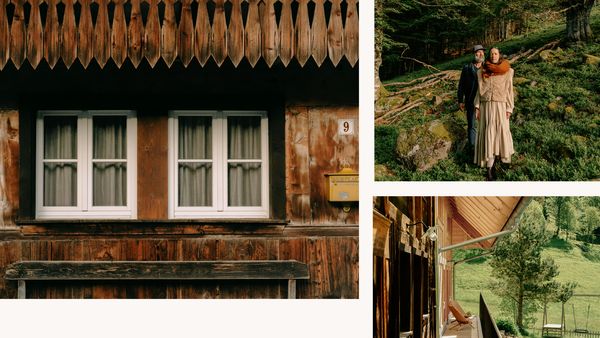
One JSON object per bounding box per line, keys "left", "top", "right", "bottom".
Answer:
{"left": 376, "top": 9, "right": 600, "bottom": 181}
{"left": 454, "top": 240, "right": 600, "bottom": 334}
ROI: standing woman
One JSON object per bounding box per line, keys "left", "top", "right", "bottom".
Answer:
{"left": 474, "top": 47, "right": 515, "bottom": 180}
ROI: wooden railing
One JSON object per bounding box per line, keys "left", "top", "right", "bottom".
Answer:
{"left": 480, "top": 293, "right": 502, "bottom": 338}
{"left": 0, "top": 0, "right": 358, "bottom": 69}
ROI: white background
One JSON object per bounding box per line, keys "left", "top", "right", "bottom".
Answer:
{"left": 2, "top": 2, "right": 599, "bottom": 337}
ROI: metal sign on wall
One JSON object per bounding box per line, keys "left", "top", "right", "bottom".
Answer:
{"left": 338, "top": 119, "right": 355, "bottom": 135}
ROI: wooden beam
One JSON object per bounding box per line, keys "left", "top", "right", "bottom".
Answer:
{"left": 288, "top": 279, "right": 296, "bottom": 299}
{"left": 5, "top": 260, "right": 310, "bottom": 281}
{"left": 18, "top": 280, "right": 25, "bottom": 299}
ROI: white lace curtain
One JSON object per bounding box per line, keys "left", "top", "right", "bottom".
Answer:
{"left": 178, "top": 115, "right": 262, "bottom": 208}
{"left": 43, "top": 116, "right": 77, "bottom": 206}
{"left": 43, "top": 116, "right": 127, "bottom": 207}
{"left": 227, "top": 116, "right": 261, "bottom": 207}
{"left": 178, "top": 116, "right": 212, "bottom": 207}
{"left": 92, "top": 116, "right": 127, "bottom": 206}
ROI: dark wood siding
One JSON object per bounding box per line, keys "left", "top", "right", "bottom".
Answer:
{"left": 138, "top": 114, "right": 169, "bottom": 220}
{"left": 0, "top": 233, "right": 357, "bottom": 299}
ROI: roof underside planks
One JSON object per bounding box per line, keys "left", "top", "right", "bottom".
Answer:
{"left": 447, "top": 196, "right": 522, "bottom": 249}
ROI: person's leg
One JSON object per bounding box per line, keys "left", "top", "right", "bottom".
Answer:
{"left": 486, "top": 158, "right": 495, "bottom": 181}
{"left": 466, "top": 105, "right": 476, "bottom": 146}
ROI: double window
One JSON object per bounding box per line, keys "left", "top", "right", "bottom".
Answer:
{"left": 36, "top": 111, "right": 137, "bottom": 219}
{"left": 35, "top": 110, "right": 269, "bottom": 219}
{"left": 168, "top": 111, "right": 269, "bottom": 218}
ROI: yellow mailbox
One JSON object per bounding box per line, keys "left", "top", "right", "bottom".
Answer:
{"left": 325, "top": 168, "right": 359, "bottom": 202}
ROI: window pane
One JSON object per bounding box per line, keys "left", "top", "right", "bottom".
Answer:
{"left": 228, "top": 163, "right": 261, "bottom": 206}
{"left": 44, "top": 116, "right": 77, "bottom": 159}
{"left": 93, "top": 116, "right": 127, "bottom": 159}
{"left": 228, "top": 116, "right": 261, "bottom": 160}
{"left": 179, "top": 116, "right": 212, "bottom": 159}
{"left": 44, "top": 163, "right": 77, "bottom": 206}
{"left": 93, "top": 163, "right": 127, "bottom": 206}
{"left": 179, "top": 163, "right": 212, "bottom": 206}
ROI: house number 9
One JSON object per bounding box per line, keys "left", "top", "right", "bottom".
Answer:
{"left": 338, "top": 119, "right": 354, "bottom": 135}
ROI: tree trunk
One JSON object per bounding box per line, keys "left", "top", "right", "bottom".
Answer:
{"left": 374, "top": 0, "right": 383, "bottom": 100}
{"left": 566, "top": 0, "right": 595, "bottom": 42}
{"left": 517, "top": 287, "right": 524, "bottom": 329}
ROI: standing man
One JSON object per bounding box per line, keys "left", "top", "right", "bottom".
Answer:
{"left": 458, "top": 45, "right": 486, "bottom": 153}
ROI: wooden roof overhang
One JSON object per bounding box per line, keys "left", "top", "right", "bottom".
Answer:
{"left": 446, "top": 196, "right": 526, "bottom": 249}
{"left": 0, "top": 0, "right": 358, "bottom": 70}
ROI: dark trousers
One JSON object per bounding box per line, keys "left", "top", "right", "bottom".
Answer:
{"left": 466, "top": 104, "right": 476, "bottom": 146}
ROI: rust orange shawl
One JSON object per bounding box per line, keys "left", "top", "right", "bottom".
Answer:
{"left": 482, "top": 59, "right": 511, "bottom": 79}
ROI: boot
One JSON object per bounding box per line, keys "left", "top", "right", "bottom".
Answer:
{"left": 486, "top": 167, "right": 495, "bottom": 181}
{"left": 492, "top": 161, "right": 498, "bottom": 180}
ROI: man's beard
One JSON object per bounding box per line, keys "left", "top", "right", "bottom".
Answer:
{"left": 474, "top": 56, "right": 484, "bottom": 63}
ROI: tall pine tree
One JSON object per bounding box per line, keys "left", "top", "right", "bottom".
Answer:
{"left": 489, "top": 200, "right": 575, "bottom": 330}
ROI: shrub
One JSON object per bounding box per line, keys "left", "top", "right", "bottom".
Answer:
{"left": 496, "top": 319, "right": 518, "bottom": 336}
{"left": 375, "top": 125, "right": 399, "bottom": 165}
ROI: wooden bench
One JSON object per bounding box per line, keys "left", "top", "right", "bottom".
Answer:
{"left": 542, "top": 324, "right": 563, "bottom": 337}
{"left": 5, "top": 260, "right": 309, "bottom": 299}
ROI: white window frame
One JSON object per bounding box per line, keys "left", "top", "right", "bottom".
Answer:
{"left": 168, "top": 110, "right": 269, "bottom": 219}
{"left": 36, "top": 110, "right": 137, "bottom": 219}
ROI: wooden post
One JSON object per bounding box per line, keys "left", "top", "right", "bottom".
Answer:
{"left": 18, "top": 280, "right": 25, "bottom": 299}
{"left": 288, "top": 279, "right": 296, "bottom": 299}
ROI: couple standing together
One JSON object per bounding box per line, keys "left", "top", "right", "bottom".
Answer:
{"left": 457, "top": 45, "right": 515, "bottom": 181}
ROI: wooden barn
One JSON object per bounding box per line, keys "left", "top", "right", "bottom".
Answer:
{"left": 373, "top": 196, "right": 532, "bottom": 338}
{"left": 0, "top": 0, "right": 359, "bottom": 299}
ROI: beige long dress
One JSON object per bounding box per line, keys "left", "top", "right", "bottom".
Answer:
{"left": 474, "top": 67, "right": 515, "bottom": 168}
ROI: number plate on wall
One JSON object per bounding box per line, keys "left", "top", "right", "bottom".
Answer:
{"left": 338, "top": 119, "right": 355, "bottom": 135}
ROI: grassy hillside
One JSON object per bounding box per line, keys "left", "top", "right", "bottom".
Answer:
{"left": 454, "top": 239, "right": 600, "bottom": 334}
{"left": 375, "top": 9, "right": 600, "bottom": 181}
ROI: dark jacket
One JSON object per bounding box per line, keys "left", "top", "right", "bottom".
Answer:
{"left": 457, "top": 62, "right": 480, "bottom": 108}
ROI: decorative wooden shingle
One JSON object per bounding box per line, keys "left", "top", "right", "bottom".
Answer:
{"left": 244, "top": 0, "right": 261, "bottom": 67}
{"left": 26, "top": 0, "right": 43, "bottom": 68}
{"left": 211, "top": 0, "right": 227, "bottom": 66}
{"left": 227, "top": 0, "right": 244, "bottom": 67}
{"left": 178, "top": 0, "right": 195, "bottom": 67}
{"left": 44, "top": 0, "right": 61, "bottom": 69}
{"left": 261, "top": 0, "right": 278, "bottom": 67}
{"left": 194, "top": 0, "right": 211, "bottom": 66}
{"left": 344, "top": 0, "right": 359, "bottom": 66}
{"left": 112, "top": 0, "right": 128, "bottom": 68}
{"left": 295, "top": 0, "right": 311, "bottom": 67}
{"left": 0, "top": 0, "right": 359, "bottom": 70}
{"left": 161, "top": 0, "right": 178, "bottom": 67}
{"left": 311, "top": 0, "right": 327, "bottom": 66}
{"left": 0, "top": 0, "right": 8, "bottom": 69}
{"left": 278, "top": 0, "right": 294, "bottom": 67}
{"left": 9, "top": 0, "right": 26, "bottom": 69}
{"left": 127, "top": 0, "right": 144, "bottom": 68}
{"left": 328, "top": 0, "right": 344, "bottom": 66}
{"left": 144, "top": 0, "right": 161, "bottom": 67}
{"left": 61, "top": 0, "right": 77, "bottom": 68}
{"left": 78, "top": 0, "right": 94, "bottom": 68}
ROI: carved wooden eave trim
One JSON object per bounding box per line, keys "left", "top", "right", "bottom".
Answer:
{"left": 0, "top": 0, "right": 359, "bottom": 70}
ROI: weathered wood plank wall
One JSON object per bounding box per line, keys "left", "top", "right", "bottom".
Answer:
{"left": 0, "top": 235, "right": 358, "bottom": 298}
{"left": 0, "top": 0, "right": 359, "bottom": 70}
{"left": 285, "top": 106, "right": 358, "bottom": 225}
{"left": 0, "top": 109, "right": 18, "bottom": 229}
{"left": 373, "top": 197, "right": 435, "bottom": 338}
{"left": 137, "top": 115, "right": 169, "bottom": 219}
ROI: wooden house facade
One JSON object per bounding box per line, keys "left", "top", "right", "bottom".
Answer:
{"left": 373, "top": 196, "right": 531, "bottom": 338}
{"left": 0, "top": 0, "right": 359, "bottom": 299}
